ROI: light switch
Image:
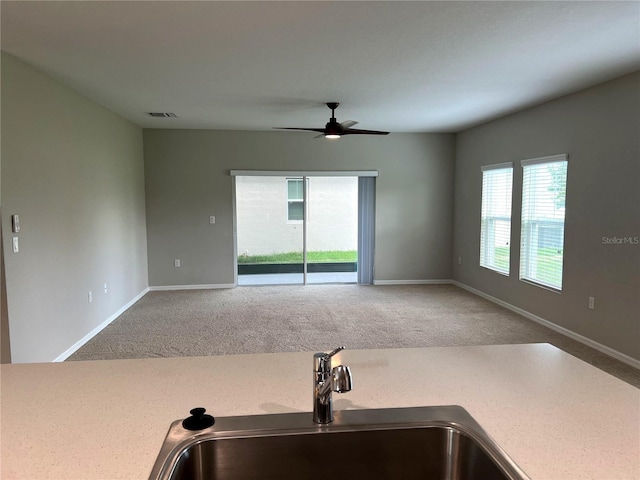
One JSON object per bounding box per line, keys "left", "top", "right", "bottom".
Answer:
{"left": 12, "top": 237, "right": 19, "bottom": 253}
{"left": 11, "top": 214, "right": 20, "bottom": 233}
{"left": 209, "top": 216, "right": 216, "bottom": 224}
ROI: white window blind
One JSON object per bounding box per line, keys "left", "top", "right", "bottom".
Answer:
{"left": 520, "top": 154, "right": 568, "bottom": 290}
{"left": 480, "top": 163, "right": 513, "bottom": 275}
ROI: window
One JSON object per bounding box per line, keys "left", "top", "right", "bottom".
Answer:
{"left": 480, "top": 163, "right": 513, "bottom": 275}
{"left": 520, "top": 154, "right": 568, "bottom": 290}
{"left": 287, "top": 178, "right": 304, "bottom": 221}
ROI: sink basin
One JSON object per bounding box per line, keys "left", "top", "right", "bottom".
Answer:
{"left": 150, "top": 406, "right": 529, "bottom": 480}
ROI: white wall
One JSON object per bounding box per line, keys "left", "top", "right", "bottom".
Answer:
{"left": 1, "top": 53, "right": 149, "bottom": 363}
{"left": 144, "top": 130, "right": 456, "bottom": 286}
{"left": 453, "top": 72, "right": 640, "bottom": 361}
{"left": 236, "top": 176, "right": 358, "bottom": 256}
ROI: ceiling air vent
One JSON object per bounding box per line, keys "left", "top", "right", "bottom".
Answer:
{"left": 147, "top": 112, "right": 178, "bottom": 118}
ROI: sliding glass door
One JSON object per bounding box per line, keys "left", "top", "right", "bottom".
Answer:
{"left": 234, "top": 173, "right": 367, "bottom": 286}
{"left": 235, "top": 176, "right": 304, "bottom": 285}
{"left": 306, "top": 176, "right": 358, "bottom": 284}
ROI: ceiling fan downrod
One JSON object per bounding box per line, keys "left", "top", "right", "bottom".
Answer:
{"left": 327, "top": 102, "right": 340, "bottom": 121}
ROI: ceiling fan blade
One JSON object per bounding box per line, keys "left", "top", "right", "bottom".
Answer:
{"left": 342, "top": 128, "right": 390, "bottom": 136}
{"left": 274, "top": 127, "right": 326, "bottom": 133}
{"left": 340, "top": 120, "right": 358, "bottom": 129}
{"left": 274, "top": 104, "right": 390, "bottom": 138}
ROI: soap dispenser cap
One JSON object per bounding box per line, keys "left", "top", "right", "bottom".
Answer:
{"left": 182, "top": 407, "right": 215, "bottom": 431}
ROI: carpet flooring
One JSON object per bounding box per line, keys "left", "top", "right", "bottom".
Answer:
{"left": 67, "top": 284, "right": 640, "bottom": 387}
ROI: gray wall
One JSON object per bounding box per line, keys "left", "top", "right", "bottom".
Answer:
{"left": 144, "top": 130, "right": 455, "bottom": 286}
{"left": 1, "top": 53, "right": 149, "bottom": 363}
{"left": 453, "top": 72, "right": 640, "bottom": 360}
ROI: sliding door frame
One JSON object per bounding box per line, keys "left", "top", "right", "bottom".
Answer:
{"left": 231, "top": 170, "right": 378, "bottom": 285}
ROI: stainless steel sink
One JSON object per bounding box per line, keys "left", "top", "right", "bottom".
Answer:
{"left": 150, "top": 406, "right": 529, "bottom": 480}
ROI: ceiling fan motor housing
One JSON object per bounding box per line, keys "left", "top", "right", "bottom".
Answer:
{"left": 325, "top": 119, "right": 343, "bottom": 135}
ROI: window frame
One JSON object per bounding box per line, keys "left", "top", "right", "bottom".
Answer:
{"left": 479, "top": 162, "right": 514, "bottom": 276}
{"left": 519, "top": 154, "right": 568, "bottom": 292}
{"left": 286, "top": 178, "right": 305, "bottom": 223}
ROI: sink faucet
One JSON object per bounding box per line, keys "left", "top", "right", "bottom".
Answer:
{"left": 313, "top": 346, "right": 353, "bottom": 424}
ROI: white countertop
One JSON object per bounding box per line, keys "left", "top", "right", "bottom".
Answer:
{"left": 1, "top": 343, "right": 638, "bottom": 479}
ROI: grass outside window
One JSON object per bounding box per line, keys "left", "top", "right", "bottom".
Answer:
{"left": 491, "top": 247, "right": 562, "bottom": 286}
{"left": 238, "top": 250, "right": 357, "bottom": 264}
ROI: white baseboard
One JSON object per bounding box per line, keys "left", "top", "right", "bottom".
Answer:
{"left": 54, "top": 287, "right": 150, "bottom": 362}
{"left": 148, "top": 284, "right": 236, "bottom": 291}
{"left": 374, "top": 279, "right": 453, "bottom": 286}
{"left": 451, "top": 280, "right": 640, "bottom": 370}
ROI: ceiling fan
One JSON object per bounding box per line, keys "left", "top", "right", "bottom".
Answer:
{"left": 276, "top": 102, "right": 390, "bottom": 138}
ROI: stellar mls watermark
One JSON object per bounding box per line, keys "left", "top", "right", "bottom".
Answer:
{"left": 602, "top": 236, "right": 639, "bottom": 245}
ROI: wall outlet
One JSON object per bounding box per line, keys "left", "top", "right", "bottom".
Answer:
{"left": 88, "top": 291, "right": 93, "bottom": 303}
{"left": 209, "top": 216, "right": 216, "bottom": 224}
{"left": 104, "top": 283, "right": 108, "bottom": 294}
{"left": 174, "top": 259, "right": 181, "bottom": 268}
{"left": 588, "top": 296, "right": 595, "bottom": 310}
{"left": 12, "top": 236, "right": 19, "bottom": 253}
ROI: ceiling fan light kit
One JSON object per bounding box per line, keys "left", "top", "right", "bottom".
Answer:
{"left": 276, "top": 102, "right": 390, "bottom": 139}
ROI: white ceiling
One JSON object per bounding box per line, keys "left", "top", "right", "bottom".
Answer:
{"left": 2, "top": 1, "right": 639, "bottom": 133}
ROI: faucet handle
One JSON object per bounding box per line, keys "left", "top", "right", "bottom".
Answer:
{"left": 314, "top": 346, "right": 346, "bottom": 372}
{"left": 323, "top": 346, "right": 345, "bottom": 360}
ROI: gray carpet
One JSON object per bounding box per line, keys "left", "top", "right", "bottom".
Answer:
{"left": 68, "top": 284, "right": 640, "bottom": 387}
